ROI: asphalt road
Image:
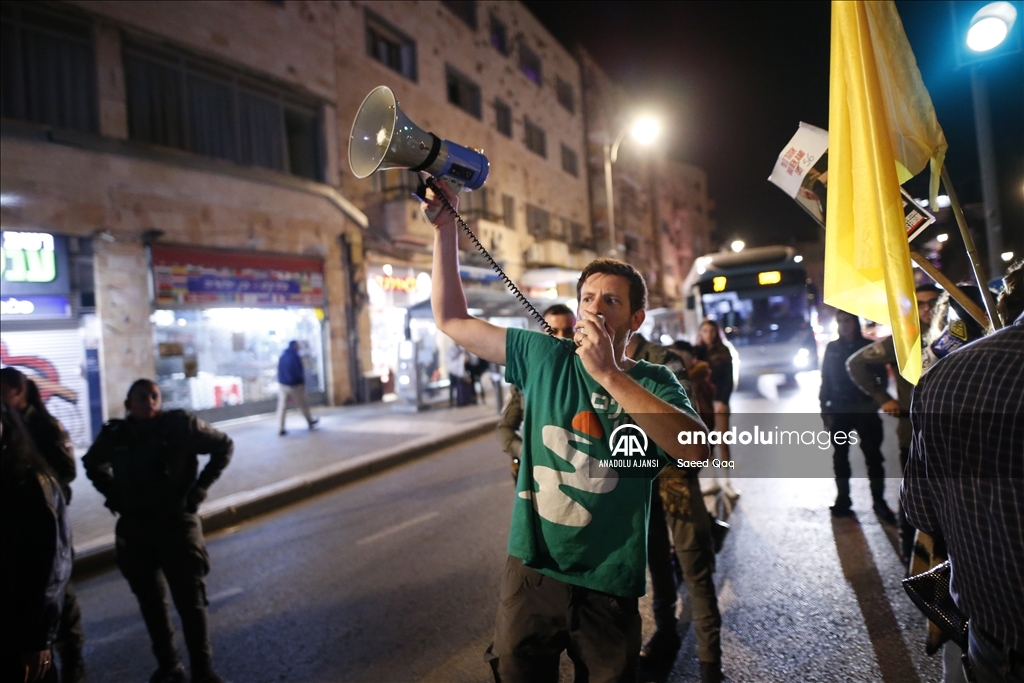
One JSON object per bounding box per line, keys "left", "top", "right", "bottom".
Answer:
{"left": 74, "top": 372, "right": 941, "bottom": 683}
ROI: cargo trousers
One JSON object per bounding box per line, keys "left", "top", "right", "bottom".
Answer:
{"left": 484, "top": 555, "right": 641, "bottom": 683}
{"left": 115, "top": 512, "right": 212, "bottom": 675}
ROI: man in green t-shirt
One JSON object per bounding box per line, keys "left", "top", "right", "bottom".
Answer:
{"left": 425, "top": 183, "right": 710, "bottom": 683}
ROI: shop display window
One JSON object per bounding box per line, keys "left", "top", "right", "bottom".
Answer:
{"left": 152, "top": 307, "right": 324, "bottom": 411}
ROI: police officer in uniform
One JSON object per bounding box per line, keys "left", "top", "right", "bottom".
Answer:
{"left": 83, "top": 380, "right": 233, "bottom": 683}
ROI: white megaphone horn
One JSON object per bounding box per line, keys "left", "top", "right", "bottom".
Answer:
{"left": 349, "top": 86, "right": 489, "bottom": 199}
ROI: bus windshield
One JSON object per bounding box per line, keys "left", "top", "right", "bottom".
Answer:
{"left": 701, "top": 286, "right": 809, "bottom": 345}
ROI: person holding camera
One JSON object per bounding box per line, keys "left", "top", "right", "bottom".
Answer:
{"left": 424, "top": 182, "right": 712, "bottom": 683}
{"left": 83, "top": 380, "right": 233, "bottom": 683}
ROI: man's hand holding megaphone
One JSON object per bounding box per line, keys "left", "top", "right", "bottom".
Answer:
{"left": 420, "top": 175, "right": 460, "bottom": 225}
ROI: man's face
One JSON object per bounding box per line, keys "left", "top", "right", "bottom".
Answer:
{"left": 578, "top": 273, "right": 644, "bottom": 345}
{"left": 836, "top": 312, "right": 859, "bottom": 341}
{"left": 126, "top": 384, "right": 162, "bottom": 421}
{"left": 544, "top": 312, "right": 576, "bottom": 339}
{"left": 917, "top": 289, "right": 939, "bottom": 327}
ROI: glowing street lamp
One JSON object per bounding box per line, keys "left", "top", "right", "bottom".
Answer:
{"left": 967, "top": 2, "right": 1018, "bottom": 52}
{"left": 604, "top": 116, "right": 661, "bottom": 257}
{"left": 730, "top": 240, "right": 745, "bottom": 253}
{"left": 960, "top": 1, "right": 1019, "bottom": 279}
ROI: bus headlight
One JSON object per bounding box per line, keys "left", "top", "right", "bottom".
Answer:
{"left": 793, "top": 348, "right": 810, "bottom": 368}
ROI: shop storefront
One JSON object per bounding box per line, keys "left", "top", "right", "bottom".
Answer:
{"left": 365, "top": 263, "right": 433, "bottom": 397}
{"left": 1, "top": 230, "right": 101, "bottom": 446}
{"left": 150, "top": 244, "right": 327, "bottom": 421}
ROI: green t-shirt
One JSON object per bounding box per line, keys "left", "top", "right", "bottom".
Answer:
{"left": 504, "top": 327, "right": 697, "bottom": 597}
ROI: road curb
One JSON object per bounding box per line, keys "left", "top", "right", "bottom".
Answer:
{"left": 73, "top": 415, "right": 500, "bottom": 578}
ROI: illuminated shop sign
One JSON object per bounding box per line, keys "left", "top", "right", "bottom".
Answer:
{"left": 151, "top": 245, "right": 325, "bottom": 307}
{"left": 0, "top": 231, "right": 70, "bottom": 296}
{"left": 374, "top": 274, "right": 419, "bottom": 293}
{"left": 0, "top": 295, "right": 71, "bottom": 318}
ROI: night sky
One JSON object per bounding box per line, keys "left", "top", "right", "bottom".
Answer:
{"left": 524, "top": 0, "right": 1023, "bottom": 253}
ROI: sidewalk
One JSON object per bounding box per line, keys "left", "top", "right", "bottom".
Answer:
{"left": 71, "top": 396, "right": 502, "bottom": 576}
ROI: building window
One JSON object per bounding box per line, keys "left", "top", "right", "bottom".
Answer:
{"left": 502, "top": 194, "right": 515, "bottom": 228}
{"left": 557, "top": 217, "right": 571, "bottom": 240}
{"left": 442, "top": 1, "right": 477, "bottom": 29}
{"left": 0, "top": 2, "right": 98, "bottom": 133}
{"left": 490, "top": 14, "right": 509, "bottom": 55}
{"left": 460, "top": 187, "right": 495, "bottom": 219}
{"left": 526, "top": 204, "right": 551, "bottom": 239}
{"left": 561, "top": 144, "right": 578, "bottom": 177}
{"left": 123, "top": 42, "right": 322, "bottom": 181}
{"left": 519, "top": 41, "right": 542, "bottom": 85}
{"left": 446, "top": 65, "right": 481, "bottom": 119}
{"left": 494, "top": 98, "right": 512, "bottom": 137}
{"left": 372, "top": 168, "right": 417, "bottom": 198}
{"left": 570, "top": 221, "right": 587, "bottom": 249}
{"left": 556, "top": 77, "right": 575, "bottom": 113}
{"left": 524, "top": 118, "right": 546, "bottom": 158}
{"left": 365, "top": 10, "right": 417, "bottom": 81}
{"left": 624, "top": 235, "right": 640, "bottom": 258}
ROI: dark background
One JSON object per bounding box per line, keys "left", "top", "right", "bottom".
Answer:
{"left": 524, "top": 0, "right": 1023, "bottom": 253}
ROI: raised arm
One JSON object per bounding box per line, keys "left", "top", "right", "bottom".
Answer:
{"left": 846, "top": 338, "right": 896, "bottom": 409}
{"left": 426, "top": 181, "right": 507, "bottom": 365}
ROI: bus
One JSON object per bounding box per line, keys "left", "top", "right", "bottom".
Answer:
{"left": 683, "top": 246, "right": 819, "bottom": 382}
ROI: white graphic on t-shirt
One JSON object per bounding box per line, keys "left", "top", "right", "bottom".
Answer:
{"left": 518, "top": 425, "right": 618, "bottom": 527}
{"left": 590, "top": 392, "right": 624, "bottom": 419}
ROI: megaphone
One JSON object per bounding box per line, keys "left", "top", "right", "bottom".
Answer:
{"left": 349, "top": 86, "right": 489, "bottom": 197}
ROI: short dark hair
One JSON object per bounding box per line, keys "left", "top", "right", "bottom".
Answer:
{"left": 916, "top": 283, "right": 940, "bottom": 295}
{"left": 126, "top": 379, "right": 158, "bottom": 402}
{"left": 542, "top": 303, "right": 574, "bottom": 318}
{"left": 0, "top": 366, "right": 27, "bottom": 391}
{"left": 577, "top": 258, "right": 648, "bottom": 313}
{"left": 671, "top": 340, "right": 695, "bottom": 355}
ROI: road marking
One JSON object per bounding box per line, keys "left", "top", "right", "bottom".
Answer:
{"left": 208, "top": 586, "right": 245, "bottom": 602}
{"left": 356, "top": 511, "right": 440, "bottom": 545}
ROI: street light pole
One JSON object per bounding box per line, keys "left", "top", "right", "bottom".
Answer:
{"left": 971, "top": 66, "right": 1004, "bottom": 279}
{"left": 603, "top": 127, "right": 628, "bottom": 258}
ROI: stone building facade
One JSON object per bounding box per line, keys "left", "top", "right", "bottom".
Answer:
{"left": 1, "top": 0, "right": 368, "bottom": 430}
{"left": 1, "top": 0, "right": 713, "bottom": 426}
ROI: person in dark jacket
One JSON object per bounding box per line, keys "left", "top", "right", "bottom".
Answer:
{"left": 1, "top": 401, "right": 72, "bottom": 683}
{"left": 83, "top": 380, "right": 233, "bottom": 683}
{"left": 820, "top": 310, "right": 892, "bottom": 520}
{"left": 0, "top": 368, "right": 85, "bottom": 683}
{"left": 275, "top": 340, "right": 318, "bottom": 436}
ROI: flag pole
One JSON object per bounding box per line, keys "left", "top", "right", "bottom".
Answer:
{"left": 940, "top": 165, "right": 1002, "bottom": 331}
{"left": 910, "top": 251, "right": 990, "bottom": 330}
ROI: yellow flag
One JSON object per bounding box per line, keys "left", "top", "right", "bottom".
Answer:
{"left": 825, "top": 0, "right": 948, "bottom": 385}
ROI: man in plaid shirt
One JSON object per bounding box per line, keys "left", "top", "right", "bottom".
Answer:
{"left": 901, "top": 309, "right": 1023, "bottom": 682}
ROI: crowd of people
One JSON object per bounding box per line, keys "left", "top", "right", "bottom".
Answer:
{"left": 1, "top": 371, "right": 233, "bottom": 683}
{"left": 2, "top": 170, "right": 1019, "bottom": 683}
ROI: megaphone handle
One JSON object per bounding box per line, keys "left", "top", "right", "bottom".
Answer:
{"left": 424, "top": 177, "right": 571, "bottom": 351}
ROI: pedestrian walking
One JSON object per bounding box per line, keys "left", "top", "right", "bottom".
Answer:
{"left": 424, "top": 181, "right": 712, "bottom": 683}
{"left": 1, "top": 401, "right": 72, "bottom": 683}
{"left": 818, "top": 311, "right": 889, "bottom": 518}
{"left": 446, "top": 343, "right": 471, "bottom": 407}
{"left": 276, "top": 340, "right": 318, "bottom": 436}
{"left": 82, "top": 380, "right": 233, "bottom": 683}
{"left": 0, "top": 368, "right": 86, "bottom": 682}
